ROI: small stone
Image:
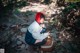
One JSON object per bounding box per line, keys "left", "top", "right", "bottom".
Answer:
{"left": 20, "top": 44, "right": 26, "bottom": 49}
{"left": 20, "top": 28, "right": 27, "bottom": 32}
{"left": 17, "top": 41, "right": 22, "bottom": 45}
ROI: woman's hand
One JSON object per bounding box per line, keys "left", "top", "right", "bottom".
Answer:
{"left": 47, "top": 31, "right": 50, "bottom": 35}
{"left": 35, "top": 40, "right": 42, "bottom": 44}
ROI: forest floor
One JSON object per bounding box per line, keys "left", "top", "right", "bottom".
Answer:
{"left": 0, "top": 2, "right": 78, "bottom": 53}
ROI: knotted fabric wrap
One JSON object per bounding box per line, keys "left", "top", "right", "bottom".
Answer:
{"left": 35, "top": 12, "right": 43, "bottom": 23}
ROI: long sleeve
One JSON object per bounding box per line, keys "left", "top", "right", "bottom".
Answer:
{"left": 28, "top": 21, "right": 49, "bottom": 41}
{"left": 32, "top": 30, "right": 48, "bottom": 40}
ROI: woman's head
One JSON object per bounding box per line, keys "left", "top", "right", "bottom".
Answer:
{"left": 35, "top": 12, "right": 45, "bottom": 24}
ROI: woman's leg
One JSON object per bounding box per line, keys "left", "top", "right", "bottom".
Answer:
{"left": 34, "top": 39, "right": 47, "bottom": 46}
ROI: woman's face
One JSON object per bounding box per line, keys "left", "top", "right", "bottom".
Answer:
{"left": 40, "top": 18, "right": 44, "bottom": 23}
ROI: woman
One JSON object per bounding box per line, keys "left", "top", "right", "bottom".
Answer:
{"left": 25, "top": 12, "right": 49, "bottom": 46}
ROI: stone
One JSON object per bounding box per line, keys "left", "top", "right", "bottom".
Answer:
{"left": 20, "top": 28, "right": 27, "bottom": 32}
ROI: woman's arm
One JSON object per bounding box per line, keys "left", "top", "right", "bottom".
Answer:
{"left": 32, "top": 31, "right": 49, "bottom": 40}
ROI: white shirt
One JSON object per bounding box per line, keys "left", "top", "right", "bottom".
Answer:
{"left": 28, "top": 21, "right": 48, "bottom": 41}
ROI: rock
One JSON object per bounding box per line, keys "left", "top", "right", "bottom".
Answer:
{"left": 20, "top": 44, "right": 26, "bottom": 49}
{"left": 17, "top": 41, "right": 22, "bottom": 45}
{"left": 20, "top": 28, "right": 27, "bottom": 33}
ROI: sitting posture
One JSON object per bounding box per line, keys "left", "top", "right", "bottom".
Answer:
{"left": 25, "top": 12, "right": 49, "bottom": 46}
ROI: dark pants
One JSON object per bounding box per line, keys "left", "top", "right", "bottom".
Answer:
{"left": 33, "top": 39, "right": 47, "bottom": 46}
{"left": 31, "top": 39, "right": 47, "bottom": 49}
{"left": 25, "top": 30, "right": 46, "bottom": 46}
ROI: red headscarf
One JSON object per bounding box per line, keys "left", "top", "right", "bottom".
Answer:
{"left": 35, "top": 12, "right": 43, "bottom": 23}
